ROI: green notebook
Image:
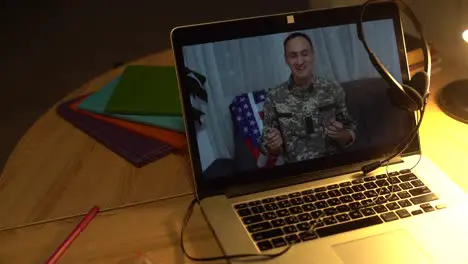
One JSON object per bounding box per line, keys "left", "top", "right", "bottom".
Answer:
{"left": 105, "top": 66, "right": 182, "bottom": 115}
{"left": 78, "top": 76, "right": 184, "bottom": 132}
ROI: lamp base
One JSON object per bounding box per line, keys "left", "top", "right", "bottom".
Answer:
{"left": 437, "top": 79, "right": 468, "bottom": 124}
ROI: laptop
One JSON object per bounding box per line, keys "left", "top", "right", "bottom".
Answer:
{"left": 171, "top": 3, "right": 468, "bottom": 263}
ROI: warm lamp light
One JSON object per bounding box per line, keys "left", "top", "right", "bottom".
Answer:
{"left": 437, "top": 30, "right": 468, "bottom": 123}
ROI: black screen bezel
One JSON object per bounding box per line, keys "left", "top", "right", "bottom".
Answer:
{"left": 171, "top": 3, "right": 421, "bottom": 199}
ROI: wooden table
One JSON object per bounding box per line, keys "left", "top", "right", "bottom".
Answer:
{"left": 1, "top": 52, "right": 468, "bottom": 263}
{"left": 0, "top": 50, "right": 194, "bottom": 230}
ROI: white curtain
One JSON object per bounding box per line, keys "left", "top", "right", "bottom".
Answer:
{"left": 183, "top": 19, "right": 401, "bottom": 170}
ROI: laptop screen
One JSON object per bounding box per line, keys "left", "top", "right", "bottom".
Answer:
{"left": 179, "top": 17, "right": 414, "bottom": 181}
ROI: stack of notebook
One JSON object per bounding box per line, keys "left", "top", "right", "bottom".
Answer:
{"left": 405, "top": 34, "right": 442, "bottom": 76}
{"left": 57, "top": 65, "right": 187, "bottom": 167}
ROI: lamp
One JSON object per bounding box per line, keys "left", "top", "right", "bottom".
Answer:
{"left": 437, "top": 29, "right": 468, "bottom": 123}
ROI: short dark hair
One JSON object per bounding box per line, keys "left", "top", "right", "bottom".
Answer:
{"left": 283, "top": 32, "right": 314, "bottom": 54}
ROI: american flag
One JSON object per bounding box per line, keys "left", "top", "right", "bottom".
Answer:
{"left": 230, "top": 90, "right": 284, "bottom": 168}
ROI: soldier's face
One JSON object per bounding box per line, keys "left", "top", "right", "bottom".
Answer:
{"left": 284, "top": 37, "right": 314, "bottom": 84}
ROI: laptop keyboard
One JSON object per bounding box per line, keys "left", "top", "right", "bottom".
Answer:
{"left": 233, "top": 170, "right": 446, "bottom": 251}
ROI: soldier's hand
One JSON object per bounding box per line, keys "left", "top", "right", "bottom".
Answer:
{"left": 326, "top": 121, "right": 353, "bottom": 146}
{"left": 267, "top": 128, "right": 283, "bottom": 155}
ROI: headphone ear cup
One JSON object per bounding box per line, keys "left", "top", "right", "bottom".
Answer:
{"left": 408, "top": 71, "right": 429, "bottom": 99}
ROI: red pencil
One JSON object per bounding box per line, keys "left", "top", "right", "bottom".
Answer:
{"left": 46, "top": 206, "right": 100, "bottom": 264}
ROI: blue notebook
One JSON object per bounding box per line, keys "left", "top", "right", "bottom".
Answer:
{"left": 78, "top": 77, "right": 185, "bottom": 132}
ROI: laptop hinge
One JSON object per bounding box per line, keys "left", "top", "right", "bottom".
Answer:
{"left": 224, "top": 156, "right": 403, "bottom": 198}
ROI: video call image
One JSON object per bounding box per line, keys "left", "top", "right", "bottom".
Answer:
{"left": 182, "top": 19, "right": 413, "bottom": 179}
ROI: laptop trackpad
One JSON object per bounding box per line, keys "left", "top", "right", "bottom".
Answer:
{"left": 332, "top": 230, "right": 432, "bottom": 264}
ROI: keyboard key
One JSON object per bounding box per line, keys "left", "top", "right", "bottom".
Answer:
{"left": 389, "top": 185, "right": 402, "bottom": 192}
{"left": 420, "top": 203, "right": 435, "bottom": 212}
{"left": 324, "top": 207, "right": 338, "bottom": 216}
{"left": 323, "top": 216, "right": 338, "bottom": 225}
{"left": 381, "top": 212, "right": 399, "bottom": 222}
{"left": 261, "top": 198, "right": 275, "bottom": 204}
{"left": 328, "top": 190, "right": 341, "bottom": 197}
{"left": 243, "top": 215, "right": 263, "bottom": 225}
{"left": 352, "top": 184, "right": 365, "bottom": 192}
{"left": 303, "top": 195, "right": 316, "bottom": 203}
{"left": 234, "top": 203, "right": 248, "bottom": 209}
{"left": 360, "top": 208, "right": 376, "bottom": 216}
{"left": 277, "top": 209, "right": 290, "bottom": 217}
{"left": 252, "top": 228, "right": 283, "bottom": 241}
{"left": 376, "top": 179, "right": 390, "bottom": 187}
{"left": 310, "top": 210, "right": 323, "bottom": 219}
{"left": 251, "top": 205, "right": 265, "bottom": 214}
{"left": 410, "top": 180, "right": 425, "bottom": 188}
{"left": 297, "top": 222, "right": 311, "bottom": 231}
{"left": 364, "top": 190, "right": 378, "bottom": 198}
{"left": 373, "top": 205, "right": 388, "bottom": 213}
{"left": 377, "top": 187, "right": 391, "bottom": 195}
{"left": 316, "top": 192, "right": 329, "bottom": 200}
{"left": 302, "top": 204, "right": 316, "bottom": 211}
{"left": 285, "top": 234, "right": 300, "bottom": 244}
{"left": 301, "top": 189, "right": 315, "bottom": 195}
{"left": 435, "top": 204, "right": 447, "bottom": 210}
{"left": 278, "top": 200, "right": 292, "bottom": 208}
{"left": 271, "top": 219, "right": 286, "bottom": 227}
{"left": 327, "top": 198, "right": 341, "bottom": 206}
{"left": 283, "top": 225, "right": 298, "bottom": 234}
{"left": 396, "top": 209, "right": 411, "bottom": 218}
{"left": 364, "top": 176, "right": 376, "bottom": 182}
{"left": 289, "top": 192, "right": 301, "bottom": 198}
{"left": 388, "top": 177, "right": 401, "bottom": 184}
{"left": 263, "top": 212, "right": 277, "bottom": 220}
{"left": 272, "top": 237, "right": 287, "bottom": 248}
{"left": 352, "top": 179, "right": 364, "bottom": 184}
{"left": 397, "top": 191, "right": 411, "bottom": 199}
{"left": 289, "top": 206, "right": 303, "bottom": 215}
{"left": 349, "top": 210, "right": 363, "bottom": 219}
{"left": 315, "top": 216, "right": 383, "bottom": 238}
{"left": 275, "top": 195, "right": 288, "bottom": 201}
{"left": 389, "top": 171, "right": 400, "bottom": 176}
{"left": 352, "top": 193, "right": 366, "bottom": 200}
{"left": 339, "top": 187, "right": 353, "bottom": 195}
{"left": 400, "top": 182, "right": 413, "bottom": 190}
{"left": 375, "top": 197, "right": 388, "bottom": 204}
{"left": 299, "top": 231, "right": 318, "bottom": 241}
{"left": 399, "top": 173, "right": 417, "bottom": 182}
{"left": 409, "top": 187, "right": 432, "bottom": 196}
{"left": 315, "top": 187, "right": 327, "bottom": 192}
{"left": 364, "top": 182, "right": 378, "bottom": 190}
{"left": 398, "top": 199, "right": 412, "bottom": 207}
{"left": 410, "top": 193, "right": 438, "bottom": 205}
{"left": 315, "top": 201, "right": 328, "bottom": 209}
{"left": 337, "top": 204, "right": 350, "bottom": 213}
{"left": 237, "top": 208, "right": 251, "bottom": 217}
{"left": 249, "top": 200, "right": 262, "bottom": 206}
{"left": 339, "top": 181, "right": 352, "bottom": 187}
{"left": 386, "top": 202, "right": 400, "bottom": 211}
{"left": 339, "top": 195, "right": 353, "bottom": 203}
{"left": 298, "top": 213, "right": 312, "bottom": 222}
{"left": 309, "top": 220, "right": 325, "bottom": 228}
{"left": 257, "top": 240, "right": 273, "bottom": 251}
{"left": 336, "top": 213, "right": 351, "bottom": 222}
{"left": 349, "top": 202, "right": 361, "bottom": 210}
{"left": 291, "top": 197, "right": 304, "bottom": 205}
{"left": 376, "top": 174, "right": 386, "bottom": 179}
{"left": 327, "top": 184, "right": 339, "bottom": 190}
{"left": 248, "top": 222, "right": 273, "bottom": 232}
{"left": 264, "top": 203, "right": 278, "bottom": 211}
{"left": 399, "top": 169, "right": 411, "bottom": 174}
{"left": 361, "top": 199, "right": 374, "bottom": 207}
{"left": 285, "top": 216, "right": 299, "bottom": 224}
{"left": 411, "top": 209, "right": 423, "bottom": 215}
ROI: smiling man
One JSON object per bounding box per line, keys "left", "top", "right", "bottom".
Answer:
{"left": 261, "top": 32, "right": 358, "bottom": 163}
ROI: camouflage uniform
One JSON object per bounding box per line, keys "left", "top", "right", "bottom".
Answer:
{"left": 261, "top": 76, "right": 357, "bottom": 163}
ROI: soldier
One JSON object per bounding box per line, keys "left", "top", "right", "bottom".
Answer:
{"left": 261, "top": 32, "right": 357, "bottom": 163}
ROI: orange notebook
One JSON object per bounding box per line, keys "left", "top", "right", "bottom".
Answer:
{"left": 70, "top": 97, "right": 186, "bottom": 149}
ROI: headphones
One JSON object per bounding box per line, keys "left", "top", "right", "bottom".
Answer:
{"left": 356, "top": 0, "right": 431, "bottom": 112}
{"left": 356, "top": 0, "right": 431, "bottom": 174}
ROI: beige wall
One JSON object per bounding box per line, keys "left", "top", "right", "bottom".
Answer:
{"left": 309, "top": 0, "right": 468, "bottom": 66}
